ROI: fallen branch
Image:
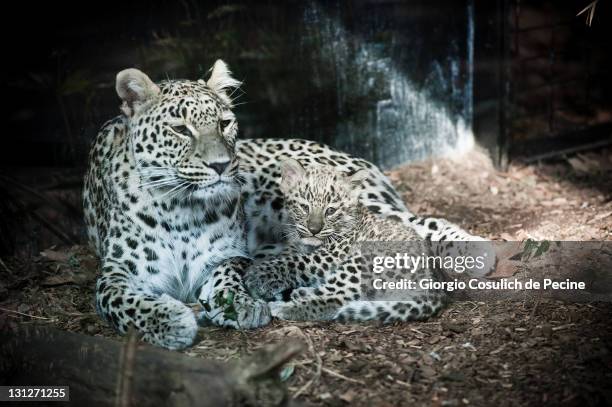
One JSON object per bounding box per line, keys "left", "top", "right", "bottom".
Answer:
{"left": 0, "top": 324, "right": 304, "bottom": 407}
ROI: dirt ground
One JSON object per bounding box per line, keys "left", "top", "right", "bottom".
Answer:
{"left": 1, "top": 148, "right": 612, "bottom": 406}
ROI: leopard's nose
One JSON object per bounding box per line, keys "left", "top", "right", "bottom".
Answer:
{"left": 208, "top": 161, "right": 230, "bottom": 175}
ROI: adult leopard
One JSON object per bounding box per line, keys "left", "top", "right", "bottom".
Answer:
{"left": 84, "top": 60, "right": 489, "bottom": 350}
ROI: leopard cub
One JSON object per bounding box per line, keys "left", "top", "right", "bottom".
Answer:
{"left": 245, "top": 159, "right": 446, "bottom": 323}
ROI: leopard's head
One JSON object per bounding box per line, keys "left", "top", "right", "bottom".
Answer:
{"left": 279, "top": 159, "right": 368, "bottom": 251}
{"left": 115, "top": 60, "right": 241, "bottom": 201}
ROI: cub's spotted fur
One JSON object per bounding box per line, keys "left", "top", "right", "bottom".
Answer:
{"left": 245, "top": 159, "right": 446, "bottom": 322}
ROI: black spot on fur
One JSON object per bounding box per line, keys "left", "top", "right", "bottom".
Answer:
{"left": 144, "top": 247, "right": 158, "bottom": 261}
{"left": 111, "top": 244, "right": 123, "bottom": 258}
{"left": 367, "top": 205, "right": 381, "bottom": 214}
{"left": 204, "top": 209, "right": 219, "bottom": 224}
{"left": 126, "top": 238, "right": 138, "bottom": 249}
{"left": 271, "top": 197, "right": 283, "bottom": 211}
{"left": 146, "top": 266, "right": 160, "bottom": 274}
{"left": 137, "top": 212, "right": 158, "bottom": 228}
{"left": 124, "top": 260, "right": 138, "bottom": 275}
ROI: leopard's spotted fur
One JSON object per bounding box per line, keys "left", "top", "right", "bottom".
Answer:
{"left": 84, "top": 61, "right": 491, "bottom": 349}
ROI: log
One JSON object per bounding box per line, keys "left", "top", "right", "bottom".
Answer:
{"left": 0, "top": 324, "right": 303, "bottom": 407}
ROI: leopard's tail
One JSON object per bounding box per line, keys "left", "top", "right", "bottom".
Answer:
{"left": 334, "top": 296, "right": 445, "bottom": 324}
{"left": 386, "top": 212, "right": 497, "bottom": 277}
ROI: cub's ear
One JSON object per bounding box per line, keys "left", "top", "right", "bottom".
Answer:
{"left": 207, "top": 59, "right": 242, "bottom": 106}
{"left": 348, "top": 169, "right": 369, "bottom": 189}
{"left": 116, "top": 69, "right": 160, "bottom": 117}
{"left": 280, "top": 159, "right": 306, "bottom": 193}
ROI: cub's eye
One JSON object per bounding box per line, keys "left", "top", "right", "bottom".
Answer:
{"left": 300, "top": 203, "right": 310, "bottom": 213}
{"left": 171, "top": 125, "right": 192, "bottom": 137}
{"left": 220, "top": 119, "right": 232, "bottom": 131}
{"left": 325, "top": 207, "right": 337, "bottom": 216}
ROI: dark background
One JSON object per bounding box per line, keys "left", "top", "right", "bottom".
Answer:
{"left": 3, "top": 0, "right": 475, "bottom": 170}
{"left": 1, "top": 0, "right": 611, "bottom": 255}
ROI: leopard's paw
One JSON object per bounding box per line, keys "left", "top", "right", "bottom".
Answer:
{"left": 140, "top": 294, "right": 198, "bottom": 350}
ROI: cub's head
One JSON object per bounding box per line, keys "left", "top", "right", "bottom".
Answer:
{"left": 116, "top": 60, "right": 241, "bottom": 200}
{"left": 279, "top": 159, "right": 367, "bottom": 251}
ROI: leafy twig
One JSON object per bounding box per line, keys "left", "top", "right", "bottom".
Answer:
{"left": 520, "top": 239, "right": 551, "bottom": 261}
{"left": 213, "top": 290, "right": 239, "bottom": 323}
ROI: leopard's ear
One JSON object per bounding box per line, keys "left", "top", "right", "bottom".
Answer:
{"left": 348, "top": 169, "right": 369, "bottom": 189}
{"left": 207, "top": 59, "right": 242, "bottom": 106}
{"left": 280, "top": 159, "right": 306, "bottom": 193}
{"left": 116, "top": 69, "right": 160, "bottom": 117}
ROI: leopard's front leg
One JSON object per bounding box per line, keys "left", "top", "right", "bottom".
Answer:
{"left": 198, "top": 257, "right": 271, "bottom": 329}
{"left": 96, "top": 259, "right": 198, "bottom": 350}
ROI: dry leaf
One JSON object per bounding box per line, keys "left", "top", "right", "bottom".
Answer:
{"left": 40, "top": 249, "right": 70, "bottom": 263}
{"left": 339, "top": 390, "right": 357, "bottom": 403}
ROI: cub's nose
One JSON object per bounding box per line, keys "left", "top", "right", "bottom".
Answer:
{"left": 208, "top": 161, "right": 230, "bottom": 175}
{"left": 308, "top": 225, "right": 322, "bottom": 235}
{"left": 307, "top": 221, "right": 323, "bottom": 235}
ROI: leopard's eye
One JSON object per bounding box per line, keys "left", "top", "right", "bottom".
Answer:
{"left": 325, "top": 207, "right": 337, "bottom": 217}
{"left": 220, "top": 119, "right": 232, "bottom": 131}
{"left": 300, "top": 203, "right": 310, "bottom": 213}
{"left": 171, "top": 125, "right": 192, "bottom": 137}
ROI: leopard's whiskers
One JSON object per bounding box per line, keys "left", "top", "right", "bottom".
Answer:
{"left": 155, "top": 181, "right": 191, "bottom": 202}
{"left": 139, "top": 180, "right": 180, "bottom": 190}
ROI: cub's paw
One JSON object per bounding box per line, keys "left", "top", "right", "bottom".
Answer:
{"left": 141, "top": 294, "right": 198, "bottom": 350}
{"left": 290, "top": 286, "right": 317, "bottom": 300}
{"left": 244, "top": 271, "right": 288, "bottom": 301}
{"left": 235, "top": 294, "right": 272, "bottom": 329}
{"left": 201, "top": 288, "right": 271, "bottom": 329}
{"left": 268, "top": 300, "right": 299, "bottom": 321}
